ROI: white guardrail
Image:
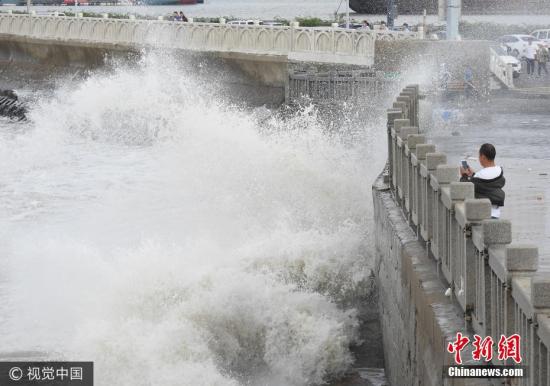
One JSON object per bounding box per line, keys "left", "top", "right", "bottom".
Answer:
{"left": 388, "top": 86, "right": 549, "bottom": 385}
{"left": 0, "top": 13, "right": 422, "bottom": 66}
{"left": 490, "top": 47, "right": 515, "bottom": 89}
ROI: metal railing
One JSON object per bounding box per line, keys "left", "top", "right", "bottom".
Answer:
{"left": 0, "top": 13, "right": 422, "bottom": 66}
{"left": 287, "top": 69, "right": 398, "bottom": 103}
{"left": 387, "top": 85, "right": 549, "bottom": 384}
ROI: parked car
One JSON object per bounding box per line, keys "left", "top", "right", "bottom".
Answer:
{"left": 227, "top": 20, "right": 255, "bottom": 26}
{"left": 261, "top": 20, "right": 284, "bottom": 26}
{"left": 338, "top": 22, "right": 364, "bottom": 29}
{"left": 494, "top": 45, "right": 522, "bottom": 78}
{"left": 531, "top": 29, "right": 550, "bottom": 46}
{"left": 497, "top": 34, "right": 544, "bottom": 58}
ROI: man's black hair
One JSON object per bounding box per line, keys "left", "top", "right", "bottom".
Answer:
{"left": 479, "top": 143, "right": 496, "bottom": 161}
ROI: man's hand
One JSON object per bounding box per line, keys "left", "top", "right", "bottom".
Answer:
{"left": 460, "top": 166, "right": 474, "bottom": 177}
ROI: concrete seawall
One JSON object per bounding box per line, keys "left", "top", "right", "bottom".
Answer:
{"left": 373, "top": 174, "right": 487, "bottom": 386}
{"left": 374, "top": 85, "right": 550, "bottom": 386}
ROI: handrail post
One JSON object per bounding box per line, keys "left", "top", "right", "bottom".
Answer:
{"left": 387, "top": 109, "right": 404, "bottom": 185}
{"left": 414, "top": 144, "right": 435, "bottom": 238}
{"left": 430, "top": 165, "right": 458, "bottom": 260}
{"left": 406, "top": 134, "right": 426, "bottom": 226}
{"left": 392, "top": 118, "right": 410, "bottom": 195}
{"left": 424, "top": 152, "right": 446, "bottom": 243}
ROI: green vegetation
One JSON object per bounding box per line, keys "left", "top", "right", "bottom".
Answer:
{"left": 295, "top": 17, "right": 333, "bottom": 27}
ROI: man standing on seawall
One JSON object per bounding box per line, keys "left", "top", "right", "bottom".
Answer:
{"left": 460, "top": 143, "right": 506, "bottom": 219}
{"left": 537, "top": 44, "right": 549, "bottom": 76}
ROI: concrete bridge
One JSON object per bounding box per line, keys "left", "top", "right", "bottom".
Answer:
{"left": 374, "top": 85, "right": 550, "bottom": 385}
{"left": 0, "top": 12, "right": 422, "bottom": 67}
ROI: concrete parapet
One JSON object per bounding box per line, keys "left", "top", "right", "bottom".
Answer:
{"left": 532, "top": 273, "right": 550, "bottom": 308}
{"left": 397, "top": 126, "right": 418, "bottom": 141}
{"left": 416, "top": 144, "right": 435, "bottom": 161}
{"left": 407, "top": 134, "right": 425, "bottom": 150}
{"left": 465, "top": 198, "right": 491, "bottom": 222}
{"left": 387, "top": 109, "right": 403, "bottom": 127}
{"left": 393, "top": 102, "right": 408, "bottom": 117}
{"left": 393, "top": 118, "right": 410, "bottom": 133}
{"left": 435, "top": 165, "right": 459, "bottom": 185}
{"left": 506, "top": 244, "right": 539, "bottom": 272}
{"left": 482, "top": 219, "right": 512, "bottom": 245}
{"left": 426, "top": 152, "right": 446, "bottom": 171}
{"left": 450, "top": 182, "right": 474, "bottom": 200}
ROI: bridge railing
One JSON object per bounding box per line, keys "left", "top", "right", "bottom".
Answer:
{"left": 490, "top": 47, "right": 515, "bottom": 89}
{"left": 387, "top": 85, "right": 550, "bottom": 384}
{"left": 0, "top": 13, "right": 421, "bottom": 65}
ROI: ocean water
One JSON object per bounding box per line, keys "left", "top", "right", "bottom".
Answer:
{"left": 4, "top": 0, "right": 550, "bottom": 22}
{"left": 0, "top": 52, "right": 388, "bottom": 385}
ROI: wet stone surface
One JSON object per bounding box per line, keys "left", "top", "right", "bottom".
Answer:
{"left": 424, "top": 96, "right": 550, "bottom": 270}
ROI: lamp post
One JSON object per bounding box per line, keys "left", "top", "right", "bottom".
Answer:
{"left": 447, "top": 0, "right": 461, "bottom": 40}
{"left": 346, "top": 0, "right": 350, "bottom": 29}
{"left": 386, "top": 0, "right": 397, "bottom": 29}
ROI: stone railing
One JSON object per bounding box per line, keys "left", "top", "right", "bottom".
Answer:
{"left": 0, "top": 13, "right": 420, "bottom": 66}
{"left": 387, "top": 85, "right": 549, "bottom": 384}
{"left": 490, "top": 47, "right": 515, "bottom": 89}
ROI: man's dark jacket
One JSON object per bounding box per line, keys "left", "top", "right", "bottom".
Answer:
{"left": 460, "top": 168, "right": 506, "bottom": 207}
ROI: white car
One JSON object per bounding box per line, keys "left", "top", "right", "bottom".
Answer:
{"left": 495, "top": 46, "right": 522, "bottom": 78}
{"left": 532, "top": 29, "right": 550, "bottom": 46}
{"left": 227, "top": 20, "right": 255, "bottom": 26}
{"left": 497, "top": 34, "right": 544, "bottom": 58}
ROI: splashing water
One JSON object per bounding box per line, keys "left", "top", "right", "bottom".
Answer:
{"left": 0, "top": 53, "right": 386, "bottom": 386}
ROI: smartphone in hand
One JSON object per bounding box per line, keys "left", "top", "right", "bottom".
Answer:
{"left": 461, "top": 160, "right": 469, "bottom": 170}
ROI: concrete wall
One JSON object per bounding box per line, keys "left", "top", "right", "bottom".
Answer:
{"left": 372, "top": 175, "right": 491, "bottom": 386}
{"left": 0, "top": 35, "right": 287, "bottom": 106}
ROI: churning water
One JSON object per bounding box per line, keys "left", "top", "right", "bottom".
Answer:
{"left": 0, "top": 53, "right": 387, "bottom": 385}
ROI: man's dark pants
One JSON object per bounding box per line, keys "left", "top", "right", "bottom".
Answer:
{"left": 539, "top": 62, "right": 549, "bottom": 76}
{"left": 527, "top": 59, "right": 535, "bottom": 75}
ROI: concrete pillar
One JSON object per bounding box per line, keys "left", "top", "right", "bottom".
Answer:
{"left": 331, "top": 23, "right": 339, "bottom": 28}
{"left": 387, "top": 109, "right": 403, "bottom": 184}
{"left": 446, "top": 0, "right": 461, "bottom": 40}
{"left": 417, "top": 25, "right": 425, "bottom": 40}
{"left": 392, "top": 119, "right": 411, "bottom": 191}
{"left": 449, "top": 182, "right": 474, "bottom": 201}
{"left": 187, "top": 17, "right": 194, "bottom": 23}
{"left": 532, "top": 272, "right": 550, "bottom": 308}
{"left": 435, "top": 165, "right": 459, "bottom": 185}
{"left": 129, "top": 14, "right": 136, "bottom": 20}
{"left": 465, "top": 199, "right": 492, "bottom": 222}
{"left": 219, "top": 17, "right": 226, "bottom": 24}
{"left": 30, "top": 10, "right": 36, "bottom": 16}
{"left": 7, "top": 9, "right": 12, "bottom": 14}
{"left": 506, "top": 245, "right": 538, "bottom": 273}
{"left": 291, "top": 21, "right": 299, "bottom": 28}
{"left": 425, "top": 153, "right": 447, "bottom": 238}
{"left": 253, "top": 20, "right": 260, "bottom": 26}
{"left": 393, "top": 102, "right": 408, "bottom": 120}
{"left": 399, "top": 126, "right": 419, "bottom": 205}
{"left": 416, "top": 144, "right": 436, "bottom": 164}
{"left": 102, "top": 13, "right": 109, "bottom": 19}
{"left": 482, "top": 219, "right": 512, "bottom": 244}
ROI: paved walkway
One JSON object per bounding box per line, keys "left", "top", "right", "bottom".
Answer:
{"left": 426, "top": 97, "right": 550, "bottom": 270}
{"left": 514, "top": 60, "right": 550, "bottom": 94}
